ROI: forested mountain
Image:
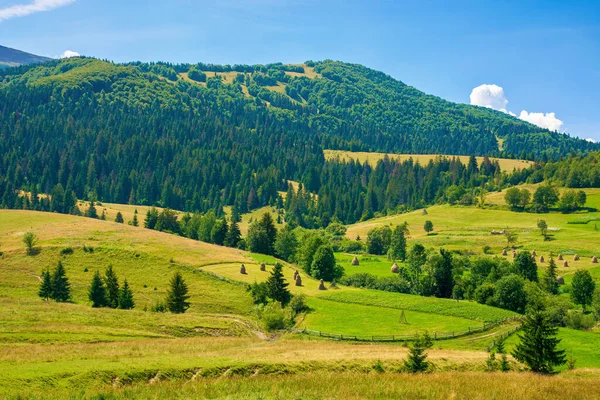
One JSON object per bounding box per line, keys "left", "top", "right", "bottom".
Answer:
{"left": 0, "top": 57, "right": 596, "bottom": 226}
{"left": 0, "top": 45, "right": 51, "bottom": 68}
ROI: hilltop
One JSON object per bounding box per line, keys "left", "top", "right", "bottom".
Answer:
{"left": 0, "top": 45, "right": 51, "bottom": 68}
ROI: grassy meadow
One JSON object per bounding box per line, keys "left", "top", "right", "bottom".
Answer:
{"left": 324, "top": 149, "right": 533, "bottom": 171}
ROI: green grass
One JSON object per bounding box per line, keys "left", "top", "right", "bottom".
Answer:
{"left": 301, "top": 298, "right": 480, "bottom": 337}
{"left": 336, "top": 253, "right": 402, "bottom": 277}
{"left": 317, "top": 290, "right": 516, "bottom": 322}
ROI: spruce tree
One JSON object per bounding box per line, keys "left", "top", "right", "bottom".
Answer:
{"left": 88, "top": 270, "right": 107, "bottom": 307}
{"left": 404, "top": 332, "right": 433, "bottom": 373}
{"left": 165, "top": 272, "right": 190, "bottom": 313}
{"left": 224, "top": 220, "right": 241, "bottom": 248}
{"left": 104, "top": 265, "right": 120, "bottom": 308}
{"left": 259, "top": 212, "right": 277, "bottom": 254}
{"left": 132, "top": 210, "right": 139, "bottom": 227}
{"left": 118, "top": 280, "right": 135, "bottom": 309}
{"left": 496, "top": 338, "right": 510, "bottom": 372}
{"left": 543, "top": 257, "right": 559, "bottom": 295}
{"left": 115, "top": 212, "right": 124, "bottom": 223}
{"left": 51, "top": 261, "right": 71, "bottom": 302}
{"left": 38, "top": 269, "right": 53, "bottom": 301}
{"left": 512, "top": 308, "right": 566, "bottom": 374}
{"left": 266, "top": 262, "right": 291, "bottom": 306}
{"left": 86, "top": 201, "right": 98, "bottom": 219}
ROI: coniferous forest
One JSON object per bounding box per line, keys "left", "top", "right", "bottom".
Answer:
{"left": 0, "top": 57, "right": 598, "bottom": 226}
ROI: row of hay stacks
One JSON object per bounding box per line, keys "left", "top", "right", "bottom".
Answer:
{"left": 501, "top": 249, "right": 598, "bottom": 266}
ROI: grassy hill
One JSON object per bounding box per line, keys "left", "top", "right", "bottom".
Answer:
{"left": 2, "top": 209, "right": 600, "bottom": 398}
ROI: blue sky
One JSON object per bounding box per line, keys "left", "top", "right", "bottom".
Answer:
{"left": 1, "top": 0, "right": 599, "bottom": 140}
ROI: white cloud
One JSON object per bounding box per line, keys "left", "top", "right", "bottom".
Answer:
{"left": 470, "top": 83, "right": 564, "bottom": 131}
{"left": 518, "top": 111, "right": 563, "bottom": 132}
{"left": 470, "top": 84, "right": 509, "bottom": 112}
{"left": 60, "top": 50, "right": 80, "bottom": 58}
{"left": 0, "top": 0, "right": 75, "bottom": 22}
{"left": 585, "top": 138, "right": 597, "bottom": 143}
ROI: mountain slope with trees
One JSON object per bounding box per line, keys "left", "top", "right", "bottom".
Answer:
{"left": 0, "top": 45, "right": 51, "bottom": 68}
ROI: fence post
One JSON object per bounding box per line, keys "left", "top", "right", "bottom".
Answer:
{"left": 434, "top": 332, "right": 437, "bottom": 340}
{"left": 453, "top": 331, "right": 455, "bottom": 337}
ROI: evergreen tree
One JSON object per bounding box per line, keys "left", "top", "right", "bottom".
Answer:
{"left": 165, "top": 272, "right": 190, "bottom": 313}
{"left": 543, "top": 257, "right": 559, "bottom": 295}
{"left": 224, "top": 220, "right": 242, "bottom": 248}
{"left": 497, "top": 338, "right": 510, "bottom": 372}
{"left": 404, "top": 332, "right": 433, "bottom": 373}
{"left": 512, "top": 308, "right": 566, "bottom": 374}
{"left": 118, "top": 280, "right": 135, "bottom": 309}
{"left": 100, "top": 209, "right": 106, "bottom": 220}
{"left": 88, "top": 270, "right": 107, "bottom": 307}
{"left": 23, "top": 232, "right": 38, "bottom": 256}
{"left": 144, "top": 207, "right": 159, "bottom": 229}
{"left": 266, "top": 262, "right": 291, "bottom": 306}
{"left": 86, "top": 201, "right": 98, "bottom": 219}
{"left": 210, "top": 219, "right": 228, "bottom": 246}
{"left": 571, "top": 270, "right": 596, "bottom": 311}
{"left": 258, "top": 212, "right": 277, "bottom": 254}
{"left": 389, "top": 222, "right": 409, "bottom": 261}
{"left": 247, "top": 222, "right": 271, "bottom": 254}
{"left": 51, "top": 261, "right": 71, "bottom": 302}
{"left": 115, "top": 212, "right": 124, "bottom": 223}
{"left": 38, "top": 269, "right": 52, "bottom": 301}
{"left": 104, "top": 265, "right": 120, "bottom": 308}
{"left": 132, "top": 209, "right": 139, "bottom": 227}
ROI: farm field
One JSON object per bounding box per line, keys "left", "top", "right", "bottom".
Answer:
{"left": 324, "top": 149, "right": 533, "bottom": 171}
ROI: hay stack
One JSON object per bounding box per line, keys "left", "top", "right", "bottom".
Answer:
{"left": 592, "top": 256, "right": 598, "bottom": 264}
{"left": 351, "top": 256, "right": 360, "bottom": 266}
{"left": 295, "top": 275, "right": 302, "bottom": 287}
{"left": 558, "top": 254, "right": 564, "bottom": 261}
{"left": 240, "top": 264, "right": 247, "bottom": 275}
{"left": 574, "top": 254, "right": 580, "bottom": 261}
{"left": 556, "top": 276, "right": 565, "bottom": 285}
{"left": 293, "top": 270, "right": 299, "bottom": 280}
{"left": 502, "top": 248, "right": 508, "bottom": 256}
{"left": 318, "top": 279, "right": 326, "bottom": 290}
{"left": 539, "top": 255, "right": 545, "bottom": 263}
{"left": 531, "top": 250, "right": 537, "bottom": 258}
{"left": 422, "top": 209, "right": 428, "bottom": 215}
{"left": 330, "top": 280, "right": 338, "bottom": 289}
{"left": 391, "top": 263, "right": 400, "bottom": 273}
{"left": 563, "top": 261, "right": 569, "bottom": 268}
{"left": 260, "top": 262, "right": 266, "bottom": 271}
{"left": 512, "top": 251, "right": 517, "bottom": 259}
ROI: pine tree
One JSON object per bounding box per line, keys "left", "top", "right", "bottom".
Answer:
{"left": 224, "top": 220, "right": 241, "bottom": 248}
{"left": 266, "top": 262, "right": 291, "bottom": 306}
{"left": 165, "top": 272, "right": 190, "bottom": 313}
{"left": 497, "top": 338, "right": 510, "bottom": 372}
{"left": 118, "top": 280, "right": 135, "bottom": 309}
{"left": 104, "top": 265, "right": 120, "bottom": 308}
{"left": 404, "top": 332, "right": 433, "bottom": 373}
{"left": 543, "top": 257, "right": 559, "bottom": 295}
{"left": 115, "top": 212, "right": 124, "bottom": 223}
{"left": 51, "top": 261, "right": 71, "bottom": 302}
{"left": 132, "top": 210, "right": 139, "bottom": 227}
{"left": 258, "top": 212, "right": 277, "bottom": 254}
{"left": 88, "top": 270, "right": 107, "bottom": 307}
{"left": 86, "top": 201, "right": 98, "bottom": 219}
{"left": 38, "top": 269, "right": 52, "bottom": 301}
{"left": 512, "top": 308, "right": 566, "bottom": 374}
{"left": 100, "top": 209, "right": 106, "bottom": 220}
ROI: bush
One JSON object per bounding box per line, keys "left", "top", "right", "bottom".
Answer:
{"left": 289, "top": 294, "right": 309, "bottom": 315}
{"left": 247, "top": 282, "right": 269, "bottom": 305}
{"left": 82, "top": 245, "right": 94, "bottom": 253}
{"left": 60, "top": 247, "right": 74, "bottom": 255}
{"left": 151, "top": 301, "right": 167, "bottom": 313}
{"left": 474, "top": 283, "right": 496, "bottom": 305}
{"left": 564, "top": 311, "right": 596, "bottom": 330}
{"left": 340, "top": 273, "right": 411, "bottom": 294}
{"left": 260, "top": 302, "right": 286, "bottom": 331}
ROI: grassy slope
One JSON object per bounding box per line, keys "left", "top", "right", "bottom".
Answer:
{"left": 324, "top": 149, "right": 533, "bottom": 171}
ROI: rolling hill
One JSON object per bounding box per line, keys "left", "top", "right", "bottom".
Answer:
{"left": 0, "top": 45, "right": 51, "bottom": 68}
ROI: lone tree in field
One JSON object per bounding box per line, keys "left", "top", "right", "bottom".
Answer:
{"left": 88, "top": 270, "right": 107, "bottom": 308}
{"left": 104, "top": 265, "right": 120, "bottom": 308}
{"left": 86, "top": 201, "right": 98, "bottom": 219}
{"left": 404, "top": 332, "right": 433, "bottom": 373}
{"left": 423, "top": 220, "right": 434, "bottom": 235}
{"left": 51, "top": 261, "right": 71, "bottom": 302}
{"left": 543, "top": 258, "right": 559, "bottom": 295}
{"left": 537, "top": 219, "right": 548, "bottom": 239}
{"left": 571, "top": 270, "right": 595, "bottom": 311}
{"left": 131, "top": 210, "right": 139, "bottom": 227}
{"left": 115, "top": 212, "right": 124, "bottom": 224}
{"left": 504, "top": 230, "right": 518, "bottom": 248}
{"left": 390, "top": 222, "right": 409, "bottom": 261}
{"left": 118, "top": 280, "right": 135, "bottom": 309}
{"left": 23, "top": 232, "right": 38, "bottom": 255}
{"left": 311, "top": 245, "right": 342, "bottom": 282}
{"left": 512, "top": 307, "right": 566, "bottom": 374}
{"left": 532, "top": 185, "right": 559, "bottom": 212}
{"left": 266, "top": 262, "right": 291, "bottom": 306}
{"left": 166, "top": 272, "right": 190, "bottom": 313}
{"left": 38, "top": 269, "right": 53, "bottom": 301}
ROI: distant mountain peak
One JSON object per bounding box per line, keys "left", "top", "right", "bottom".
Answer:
{"left": 0, "top": 45, "right": 52, "bottom": 68}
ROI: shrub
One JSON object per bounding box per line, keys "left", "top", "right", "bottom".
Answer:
{"left": 289, "top": 294, "right": 309, "bottom": 315}
{"left": 60, "top": 247, "right": 74, "bottom": 255}
{"left": 247, "top": 282, "right": 269, "bottom": 305}
{"left": 151, "top": 301, "right": 167, "bottom": 313}
{"left": 564, "top": 311, "right": 596, "bottom": 330}
{"left": 260, "top": 302, "right": 286, "bottom": 331}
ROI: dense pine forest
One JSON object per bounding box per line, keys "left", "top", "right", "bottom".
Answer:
{"left": 0, "top": 57, "right": 597, "bottom": 225}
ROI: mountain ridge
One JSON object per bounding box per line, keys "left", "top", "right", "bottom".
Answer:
{"left": 0, "top": 45, "right": 51, "bottom": 68}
